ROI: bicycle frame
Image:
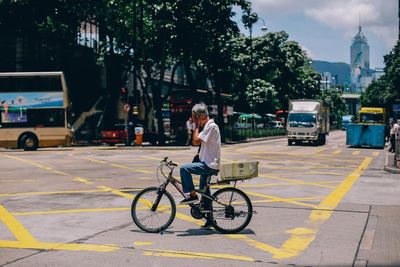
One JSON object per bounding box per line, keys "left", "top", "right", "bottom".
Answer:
{"left": 153, "top": 160, "right": 235, "bottom": 211}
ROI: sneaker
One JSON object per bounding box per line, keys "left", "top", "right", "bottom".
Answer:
{"left": 201, "top": 220, "right": 214, "bottom": 229}
{"left": 180, "top": 195, "right": 199, "bottom": 204}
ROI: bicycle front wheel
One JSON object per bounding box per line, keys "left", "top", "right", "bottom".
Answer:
{"left": 131, "top": 187, "right": 176, "bottom": 233}
{"left": 210, "top": 187, "right": 253, "bottom": 234}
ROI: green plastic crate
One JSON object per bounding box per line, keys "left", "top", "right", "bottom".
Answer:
{"left": 220, "top": 161, "right": 259, "bottom": 181}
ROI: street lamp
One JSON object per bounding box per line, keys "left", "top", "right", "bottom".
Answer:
{"left": 249, "top": 17, "right": 267, "bottom": 132}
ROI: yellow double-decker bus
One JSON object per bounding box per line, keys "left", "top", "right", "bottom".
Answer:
{"left": 0, "top": 72, "right": 72, "bottom": 150}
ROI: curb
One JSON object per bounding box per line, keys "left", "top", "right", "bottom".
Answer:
{"left": 0, "top": 145, "right": 191, "bottom": 153}
{"left": 383, "top": 165, "right": 400, "bottom": 174}
{"left": 384, "top": 150, "right": 400, "bottom": 174}
{"left": 0, "top": 136, "right": 287, "bottom": 152}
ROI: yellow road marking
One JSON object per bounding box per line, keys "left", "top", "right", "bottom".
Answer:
{"left": 82, "top": 157, "right": 154, "bottom": 174}
{"left": 0, "top": 240, "right": 118, "bottom": 252}
{"left": 52, "top": 170, "right": 68, "bottom": 175}
{"left": 253, "top": 156, "right": 359, "bottom": 167}
{"left": 273, "top": 156, "right": 373, "bottom": 259}
{"left": 141, "top": 155, "right": 163, "bottom": 161}
{"left": 244, "top": 191, "right": 318, "bottom": 208}
{"left": 0, "top": 189, "right": 106, "bottom": 197}
{"left": 332, "top": 150, "right": 342, "bottom": 155}
{"left": 134, "top": 242, "right": 153, "bottom": 246}
{"left": 211, "top": 181, "right": 340, "bottom": 189}
{"left": 352, "top": 151, "right": 361, "bottom": 156}
{"left": 227, "top": 157, "right": 373, "bottom": 260}
{"left": 314, "top": 148, "right": 326, "bottom": 154}
{"left": 251, "top": 151, "right": 360, "bottom": 163}
{"left": 73, "top": 177, "right": 93, "bottom": 184}
{"left": 293, "top": 171, "right": 346, "bottom": 176}
{"left": 97, "top": 186, "right": 134, "bottom": 199}
{"left": 258, "top": 174, "right": 336, "bottom": 189}
{"left": 143, "top": 249, "right": 255, "bottom": 262}
{"left": 4, "top": 155, "right": 49, "bottom": 169}
{"left": 250, "top": 196, "right": 325, "bottom": 204}
{"left": 0, "top": 204, "right": 37, "bottom": 243}
{"left": 0, "top": 179, "right": 35, "bottom": 183}
{"left": 261, "top": 164, "right": 354, "bottom": 170}
{"left": 84, "top": 158, "right": 107, "bottom": 164}
{"left": 3, "top": 155, "right": 70, "bottom": 176}
{"left": 12, "top": 207, "right": 130, "bottom": 216}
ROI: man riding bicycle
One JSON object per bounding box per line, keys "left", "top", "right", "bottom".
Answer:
{"left": 179, "top": 103, "right": 221, "bottom": 228}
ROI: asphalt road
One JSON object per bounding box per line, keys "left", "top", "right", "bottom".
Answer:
{"left": 1, "top": 131, "right": 399, "bottom": 267}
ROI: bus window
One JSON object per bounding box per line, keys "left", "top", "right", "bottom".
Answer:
{"left": 0, "top": 72, "right": 71, "bottom": 150}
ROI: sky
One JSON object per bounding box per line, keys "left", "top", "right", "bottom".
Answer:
{"left": 242, "top": 0, "right": 398, "bottom": 69}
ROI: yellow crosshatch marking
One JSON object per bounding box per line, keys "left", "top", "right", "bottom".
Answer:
{"left": 0, "top": 152, "right": 373, "bottom": 261}
{"left": 82, "top": 157, "right": 154, "bottom": 174}
{"left": 372, "top": 151, "right": 380, "bottom": 157}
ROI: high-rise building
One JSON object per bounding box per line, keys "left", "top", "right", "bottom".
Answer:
{"left": 350, "top": 25, "right": 371, "bottom": 92}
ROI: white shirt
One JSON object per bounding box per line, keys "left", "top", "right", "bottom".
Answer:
{"left": 199, "top": 119, "right": 221, "bottom": 170}
{"left": 394, "top": 123, "right": 400, "bottom": 135}
{"left": 186, "top": 120, "right": 195, "bottom": 131}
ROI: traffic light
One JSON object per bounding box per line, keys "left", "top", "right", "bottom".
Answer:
{"left": 120, "top": 87, "right": 128, "bottom": 103}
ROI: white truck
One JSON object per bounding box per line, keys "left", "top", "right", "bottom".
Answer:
{"left": 286, "top": 99, "right": 329, "bottom": 146}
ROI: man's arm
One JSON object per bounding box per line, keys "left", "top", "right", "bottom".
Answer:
{"left": 192, "top": 127, "right": 201, "bottom": 146}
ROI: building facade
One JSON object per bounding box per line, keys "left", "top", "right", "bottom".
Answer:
{"left": 350, "top": 25, "right": 372, "bottom": 93}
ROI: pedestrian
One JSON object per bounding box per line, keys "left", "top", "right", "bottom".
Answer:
{"left": 179, "top": 103, "right": 221, "bottom": 228}
{"left": 389, "top": 121, "right": 395, "bottom": 152}
{"left": 1, "top": 100, "right": 9, "bottom": 121}
{"left": 185, "top": 116, "right": 195, "bottom": 146}
{"left": 391, "top": 119, "right": 400, "bottom": 153}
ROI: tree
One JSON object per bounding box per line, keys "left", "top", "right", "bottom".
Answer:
{"left": 361, "top": 41, "right": 400, "bottom": 114}
{"left": 231, "top": 31, "right": 320, "bottom": 113}
{"left": 245, "top": 79, "right": 278, "bottom": 114}
{"left": 319, "top": 89, "right": 347, "bottom": 128}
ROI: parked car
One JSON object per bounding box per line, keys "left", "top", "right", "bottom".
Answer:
{"left": 271, "top": 121, "right": 284, "bottom": 128}
{"left": 100, "top": 124, "right": 127, "bottom": 146}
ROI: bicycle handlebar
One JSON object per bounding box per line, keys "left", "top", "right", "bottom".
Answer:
{"left": 160, "top": 157, "right": 177, "bottom": 167}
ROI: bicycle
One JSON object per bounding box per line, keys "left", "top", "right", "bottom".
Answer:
{"left": 131, "top": 157, "right": 258, "bottom": 234}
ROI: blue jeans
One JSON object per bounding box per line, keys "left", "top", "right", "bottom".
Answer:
{"left": 180, "top": 162, "right": 218, "bottom": 194}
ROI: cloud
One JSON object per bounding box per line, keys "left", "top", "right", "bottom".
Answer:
{"left": 251, "top": 0, "right": 397, "bottom": 48}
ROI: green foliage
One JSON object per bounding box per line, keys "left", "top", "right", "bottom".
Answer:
{"left": 361, "top": 41, "right": 400, "bottom": 113}
{"left": 245, "top": 79, "right": 278, "bottom": 113}
{"left": 319, "top": 89, "right": 347, "bottom": 127}
{"left": 231, "top": 31, "right": 320, "bottom": 112}
{"left": 225, "top": 128, "right": 286, "bottom": 141}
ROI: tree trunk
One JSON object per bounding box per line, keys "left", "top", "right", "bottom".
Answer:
{"left": 212, "top": 73, "right": 226, "bottom": 143}
{"left": 183, "top": 55, "right": 199, "bottom": 103}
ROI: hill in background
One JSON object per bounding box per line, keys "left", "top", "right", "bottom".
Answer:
{"left": 311, "top": 60, "right": 351, "bottom": 85}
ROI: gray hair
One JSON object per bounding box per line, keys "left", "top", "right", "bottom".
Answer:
{"left": 192, "top": 103, "right": 209, "bottom": 117}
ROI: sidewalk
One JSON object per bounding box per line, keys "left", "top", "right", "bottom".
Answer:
{"left": 383, "top": 150, "right": 400, "bottom": 174}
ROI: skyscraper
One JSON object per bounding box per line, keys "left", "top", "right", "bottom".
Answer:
{"left": 350, "top": 25, "right": 371, "bottom": 93}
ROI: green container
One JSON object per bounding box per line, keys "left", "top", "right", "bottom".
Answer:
{"left": 220, "top": 161, "right": 259, "bottom": 181}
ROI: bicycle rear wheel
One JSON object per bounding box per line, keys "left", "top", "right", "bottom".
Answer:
{"left": 210, "top": 187, "right": 252, "bottom": 234}
{"left": 131, "top": 187, "right": 176, "bottom": 233}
